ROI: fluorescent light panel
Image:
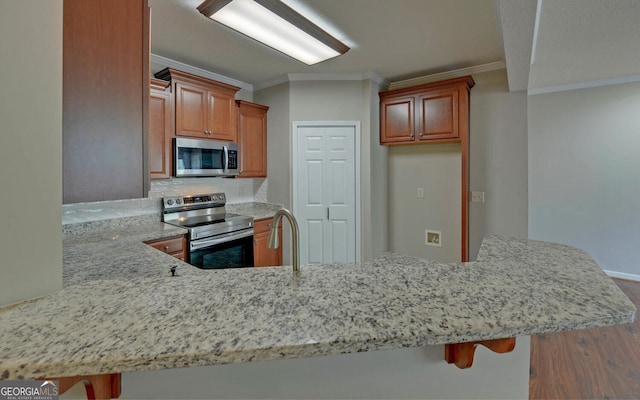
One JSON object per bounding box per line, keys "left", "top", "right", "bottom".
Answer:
{"left": 197, "top": 0, "right": 349, "bottom": 65}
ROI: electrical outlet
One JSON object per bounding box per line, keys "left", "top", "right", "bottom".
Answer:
{"left": 417, "top": 187, "right": 424, "bottom": 198}
{"left": 425, "top": 230, "right": 442, "bottom": 247}
{"left": 471, "top": 191, "right": 485, "bottom": 203}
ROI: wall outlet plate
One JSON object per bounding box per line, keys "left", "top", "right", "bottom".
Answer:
{"left": 425, "top": 229, "right": 442, "bottom": 247}
{"left": 417, "top": 187, "right": 424, "bottom": 198}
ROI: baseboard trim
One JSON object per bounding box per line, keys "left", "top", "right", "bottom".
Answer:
{"left": 604, "top": 270, "right": 640, "bottom": 282}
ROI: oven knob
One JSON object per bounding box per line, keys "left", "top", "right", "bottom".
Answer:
{"left": 220, "top": 194, "right": 225, "bottom": 201}
{"left": 176, "top": 199, "right": 182, "bottom": 205}
{"left": 212, "top": 195, "right": 218, "bottom": 201}
{"left": 166, "top": 199, "right": 173, "bottom": 206}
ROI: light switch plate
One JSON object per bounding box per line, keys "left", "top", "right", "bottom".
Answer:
{"left": 471, "top": 191, "right": 485, "bottom": 203}
{"left": 417, "top": 187, "right": 424, "bottom": 198}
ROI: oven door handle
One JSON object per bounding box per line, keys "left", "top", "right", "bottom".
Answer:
{"left": 190, "top": 229, "right": 254, "bottom": 251}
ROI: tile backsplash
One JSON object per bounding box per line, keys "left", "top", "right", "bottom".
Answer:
{"left": 62, "top": 177, "right": 268, "bottom": 225}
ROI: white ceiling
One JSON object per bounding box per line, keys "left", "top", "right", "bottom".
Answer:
{"left": 149, "top": 0, "right": 640, "bottom": 93}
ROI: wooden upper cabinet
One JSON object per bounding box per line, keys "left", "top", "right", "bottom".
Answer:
{"left": 149, "top": 78, "right": 172, "bottom": 179}
{"left": 155, "top": 68, "right": 240, "bottom": 142}
{"left": 236, "top": 100, "right": 269, "bottom": 178}
{"left": 380, "top": 76, "right": 474, "bottom": 145}
{"left": 418, "top": 87, "right": 459, "bottom": 141}
{"left": 209, "top": 90, "right": 238, "bottom": 142}
{"left": 380, "top": 95, "right": 414, "bottom": 143}
{"left": 175, "top": 82, "right": 208, "bottom": 138}
{"left": 63, "top": 0, "right": 150, "bottom": 203}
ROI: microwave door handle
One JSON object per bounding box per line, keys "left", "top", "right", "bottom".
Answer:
{"left": 223, "top": 145, "right": 228, "bottom": 172}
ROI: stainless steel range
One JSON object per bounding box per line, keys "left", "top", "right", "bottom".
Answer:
{"left": 162, "top": 193, "right": 254, "bottom": 269}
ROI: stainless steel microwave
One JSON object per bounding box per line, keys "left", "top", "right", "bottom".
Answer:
{"left": 174, "top": 137, "right": 240, "bottom": 177}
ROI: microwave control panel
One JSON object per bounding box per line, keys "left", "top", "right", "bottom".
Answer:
{"left": 228, "top": 150, "right": 238, "bottom": 169}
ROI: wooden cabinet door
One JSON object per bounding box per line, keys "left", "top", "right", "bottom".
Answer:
{"left": 253, "top": 219, "right": 282, "bottom": 267}
{"left": 144, "top": 235, "right": 187, "bottom": 261}
{"left": 237, "top": 101, "right": 268, "bottom": 177}
{"left": 63, "top": 0, "right": 149, "bottom": 203}
{"left": 175, "top": 82, "right": 208, "bottom": 138}
{"left": 208, "top": 89, "right": 238, "bottom": 142}
{"left": 149, "top": 80, "right": 172, "bottom": 179}
{"left": 417, "top": 88, "right": 459, "bottom": 141}
{"left": 380, "top": 95, "right": 415, "bottom": 144}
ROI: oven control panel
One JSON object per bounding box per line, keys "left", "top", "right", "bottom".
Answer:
{"left": 163, "top": 192, "right": 226, "bottom": 211}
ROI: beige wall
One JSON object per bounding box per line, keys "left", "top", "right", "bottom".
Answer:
{"left": 255, "top": 82, "right": 293, "bottom": 263}
{"left": 529, "top": 81, "right": 640, "bottom": 278}
{"left": 0, "top": 0, "right": 63, "bottom": 306}
{"left": 361, "top": 80, "right": 389, "bottom": 260}
{"left": 469, "top": 70, "right": 528, "bottom": 258}
{"left": 388, "top": 144, "right": 462, "bottom": 262}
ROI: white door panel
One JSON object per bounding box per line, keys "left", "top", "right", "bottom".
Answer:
{"left": 306, "top": 219, "right": 324, "bottom": 264}
{"left": 294, "top": 123, "right": 357, "bottom": 266}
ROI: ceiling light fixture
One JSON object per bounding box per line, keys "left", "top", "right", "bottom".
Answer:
{"left": 197, "top": 0, "right": 350, "bottom": 65}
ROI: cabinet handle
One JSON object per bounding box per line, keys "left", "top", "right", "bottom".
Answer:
{"left": 254, "top": 239, "right": 257, "bottom": 244}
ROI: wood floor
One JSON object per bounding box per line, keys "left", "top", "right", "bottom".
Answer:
{"left": 529, "top": 279, "right": 640, "bottom": 399}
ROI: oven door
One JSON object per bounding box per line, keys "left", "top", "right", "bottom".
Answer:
{"left": 189, "top": 229, "right": 254, "bottom": 269}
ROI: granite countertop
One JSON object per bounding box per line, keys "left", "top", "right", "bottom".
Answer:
{"left": 0, "top": 232, "right": 635, "bottom": 380}
{"left": 227, "top": 202, "right": 284, "bottom": 220}
{"left": 63, "top": 222, "right": 209, "bottom": 288}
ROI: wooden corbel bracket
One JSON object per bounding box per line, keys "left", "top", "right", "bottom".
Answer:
{"left": 46, "top": 373, "right": 121, "bottom": 400}
{"left": 445, "top": 337, "right": 516, "bottom": 369}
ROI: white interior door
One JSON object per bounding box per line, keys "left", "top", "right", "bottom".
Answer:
{"left": 294, "top": 123, "right": 358, "bottom": 266}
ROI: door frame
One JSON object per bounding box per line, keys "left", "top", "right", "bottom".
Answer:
{"left": 292, "top": 121, "right": 362, "bottom": 263}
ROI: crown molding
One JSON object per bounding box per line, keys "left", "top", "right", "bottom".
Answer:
{"left": 527, "top": 74, "right": 640, "bottom": 95}
{"left": 388, "top": 61, "right": 506, "bottom": 91}
{"left": 150, "top": 53, "right": 254, "bottom": 92}
{"left": 253, "top": 75, "right": 291, "bottom": 91}
{"left": 254, "top": 71, "right": 390, "bottom": 91}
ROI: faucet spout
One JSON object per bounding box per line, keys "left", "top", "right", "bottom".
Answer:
{"left": 267, "top": 208, "right": 300, "bottom": 272}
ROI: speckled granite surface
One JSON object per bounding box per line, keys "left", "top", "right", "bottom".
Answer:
{"left": 62, "top": 213, "right": 162, "bottom": 235}
{"left": 62, "top": 222, "right": 206, "bottom": 288}
{"left": 0, "top": 233, "right": 635, "bottom": 380}
{"left": 227, "top": 202, "right": 284, "bottom": 220}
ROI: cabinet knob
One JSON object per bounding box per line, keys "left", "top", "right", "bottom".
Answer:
{"left": 254, "top": 239, "right": 257, "bottom": 244}
{"left": 164, "top": 245, "right": 170, "bottom": 251}
{"left": 410, "top": 134, "right": 415, "bottom": 139}
{"left": 419, "top": 133, "right": 423, "bottom": 137}
{"left": 267, "top": 223, "right": 271, "bottom": 228}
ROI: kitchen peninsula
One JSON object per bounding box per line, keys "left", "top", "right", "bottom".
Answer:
{"left": 0, "top": 220, "right": 635, "bottom": 399}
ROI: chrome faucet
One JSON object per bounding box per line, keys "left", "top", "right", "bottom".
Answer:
{"left": 267, "top": 208, "right": 300, "bottom": 272}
